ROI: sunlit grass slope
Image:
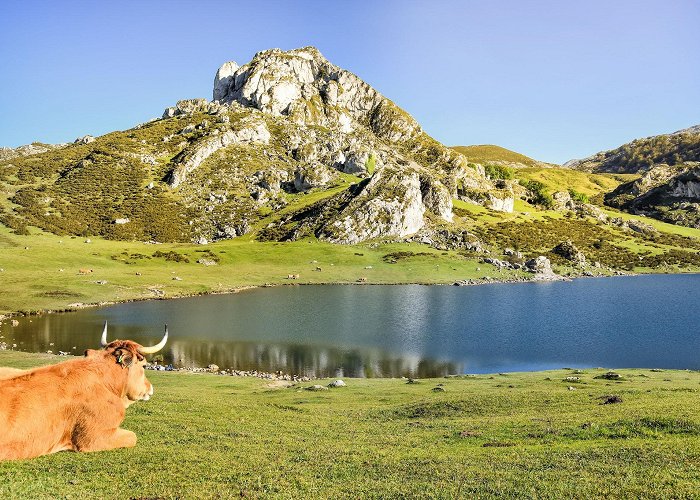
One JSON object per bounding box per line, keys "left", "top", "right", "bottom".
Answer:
{"left": 0, "top": 351, "right": 698, "bottom": 497}
{"left": 451, "top": 145, "right": 550, "bottom": 167}
{"left": 0, "top": 225, "right": 518, "bottom": 315}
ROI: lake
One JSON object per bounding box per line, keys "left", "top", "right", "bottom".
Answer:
{"left": 2, "top": 274, "right": 699, "bottom": 377}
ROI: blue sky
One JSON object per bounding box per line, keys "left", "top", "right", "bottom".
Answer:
{"left": 1, "top": 0, "right": 698, "bottom": 164}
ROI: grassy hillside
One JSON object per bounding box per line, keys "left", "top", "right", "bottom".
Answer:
{"left": 1, "top": 351, "right": 699, "bottom": 497}
{"left": 513, "top": 168, "right": 636, "bottom": 200}
{"left": 451, "top": 145, "right": 553, "bottom": 168}
{"left": 2, "top": 176, "right": 700, "bottom": 317}
{"left": 566, "top": 129, "right": 700, "bottom": 173}
{"left": 0, "top": 225, "right": 522, "bottom": 316}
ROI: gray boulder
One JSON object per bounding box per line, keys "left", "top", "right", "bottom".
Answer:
{"left": 553, "top": 240, "right": 586, "bottom": 265}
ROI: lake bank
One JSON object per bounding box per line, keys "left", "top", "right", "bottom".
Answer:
{"left": 5, "top": 224, "right": 697, "bottom": 319}
{"left": 4, "top": 275, "right": 699, "bottom": 377}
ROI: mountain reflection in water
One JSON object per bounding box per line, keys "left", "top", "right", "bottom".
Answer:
{"left": 166, "top": 340, "right": 460, "bottom": 378}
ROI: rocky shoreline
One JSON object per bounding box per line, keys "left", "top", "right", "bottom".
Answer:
{"left": 146, "top": 363, "right": 316, "bottom": 382}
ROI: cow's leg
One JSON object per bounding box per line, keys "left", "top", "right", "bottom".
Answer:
{"left": 76, "top": 428, "right": 137, "bottom": 452}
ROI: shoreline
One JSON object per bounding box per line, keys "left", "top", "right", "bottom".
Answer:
{"left": 6, "top": 267, "right": 700, "bottom": 321}
{"left": 2, "top": 348, "right": 695, "bottom": 380}
{"left": 2, "top": 271, "right": 698, "bottom": 377}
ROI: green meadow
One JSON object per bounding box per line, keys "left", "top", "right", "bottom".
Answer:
{"left": 1, "top": 351, "right": 699, "bottom": 498}
{"left": 0, "top": 225, "right": 517, "bottom": 316}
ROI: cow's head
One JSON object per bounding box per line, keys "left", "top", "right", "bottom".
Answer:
{"left": 86, "top": 323, "right": 168, "bottom": 404}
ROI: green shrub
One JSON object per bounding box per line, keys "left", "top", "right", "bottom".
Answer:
{"left": 521, "top": 180, "right": 554, "bottom": 209}
{"left": 365, "top": 154, "right": 376, "bottom": 175}
{"left": 484, "top": 164, "right": 514, "bottom": 180}
{"left": 568, "top": 189, "right": 589, "bottom": 204}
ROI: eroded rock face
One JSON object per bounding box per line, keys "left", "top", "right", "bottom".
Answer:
{"left": 213, "top": 61, "right": 240, "bottom": 102}
{"left": 163, "top": 98, "right": 222, "bottom": 119}
{"left": 525, "top": 256, "right": 565, "bottom": 281}
{"left": 487, "top": 193, "right": 514, "bottom": 212}
{"left": 157, "top": 46, "right": 498, "bottom": 243}
{"left": 420, "top": 176, "right": 453, "bottom": 222}
{"left": 167, "top": 119, "right": 271, "bottom": 187}
{"left": 294, "top": 165, "right": 336, "bottom": 192}
{"left": 458, "top": 186, "right": 514, "bottom": 213}
{"left": 321, "top": 167, "right": 426, "bottom": 244}
{"left": 605, "top": 163, "right": 700, "bottom": 228}
{"left": 552, "top": 191, "right": 574, "bottom": 210}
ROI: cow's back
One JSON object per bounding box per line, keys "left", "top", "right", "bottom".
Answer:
{"left": 0, "top": 359, "right": 124, "bottom": 460}
{"left": 0, "top": 367, "right": 25, "bottom": 380}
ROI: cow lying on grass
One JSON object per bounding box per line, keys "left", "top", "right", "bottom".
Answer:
{"left": 0, "top": 323, "right": 167, "bottom": 460}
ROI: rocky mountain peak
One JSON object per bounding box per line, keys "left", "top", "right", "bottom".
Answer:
{"left": 212, "top": 46, "right": 421, "bottom": 143}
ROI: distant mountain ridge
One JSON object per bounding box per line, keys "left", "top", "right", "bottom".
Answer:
{"left": 564, "top": 125, "right": 700, "bottom": 174}
{"left": 564, "top": 125, "right": 700, "bottom": 228}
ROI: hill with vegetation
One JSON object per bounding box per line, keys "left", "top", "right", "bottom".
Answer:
{"left": 1, "top": 47, "right": 699, "bottom": 317}
{"left": 564, "top": 126, "right": 700, "bottom": 174}
{"left": 564, "top": 126, "right": 700, "bottom": 228}
{"left": 451, "top": 144, "right": 555, "bottom": 169}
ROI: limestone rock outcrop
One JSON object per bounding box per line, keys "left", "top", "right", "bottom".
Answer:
{"left": 320, "top": 166, "right": 426, "bottom": 244}
{"left": 0, "top": 142, "right": 67, "bottom": 160}
{"left": 605, "top": 163, "right": 700, "bottom": 228}
{"left": 167, "top": 118, "right": 271, "bottom": 188}
{"left": 159, "top": 46, "right": 498, "bottom": 243}
{"left": 212, "top": 47, "right": 422, "bottom": 143}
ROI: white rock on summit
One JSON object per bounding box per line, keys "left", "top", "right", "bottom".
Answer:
{"left": 212, "top": 47, "right": 422, "bottom": 142}
{"left": 213, "top": 61, "right": 240, "bottom": 102}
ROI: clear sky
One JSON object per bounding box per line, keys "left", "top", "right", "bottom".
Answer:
{"left": 1, "top": 0, "right": 698, "bottom": 164}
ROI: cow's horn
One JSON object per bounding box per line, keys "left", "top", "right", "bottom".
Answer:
{"left": 138, "top": 325, "right": 168, "bottom": 354}
{"left": 100, "top": 321, "right": 109, "bottom": 347}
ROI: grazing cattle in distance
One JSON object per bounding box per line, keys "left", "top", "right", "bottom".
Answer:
{"left": 0, "top": 323, "right": 168, "bottom": 461}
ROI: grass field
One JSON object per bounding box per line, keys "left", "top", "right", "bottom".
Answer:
{"left": 513, "top": 168, "right": 633, "bottom": 199}
{"left": 1, "top": 351, "right": 699, "bottom": 497}
{"left": 0, "top": 225, "right": 523, "bottom": 316}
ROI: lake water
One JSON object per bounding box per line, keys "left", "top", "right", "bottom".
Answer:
{"left": 2, "top": 275, "right": 699, "bottom": 377}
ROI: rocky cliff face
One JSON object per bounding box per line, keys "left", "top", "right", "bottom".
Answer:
{"left": 605, "top": 163, "right": 700, "bottom": 228}
{"left": 212, "top": 47, "right": 422, "bottom": 142}
{"left": 168, "top": 47, "right": 496, "bottom": 243}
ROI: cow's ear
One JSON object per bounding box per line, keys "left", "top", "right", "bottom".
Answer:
{"left": 84, "top": 349, "right": 99, "bottom": 358}
{"left": 113, "top": 348, "right": 134, "bottom": 368}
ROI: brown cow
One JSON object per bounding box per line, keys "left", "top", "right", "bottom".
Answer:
{"left": 0, "top": 367, "right": 25, "bottom": 380}
{"left": 0, "top": 322, "right": 168, "bottom": 461}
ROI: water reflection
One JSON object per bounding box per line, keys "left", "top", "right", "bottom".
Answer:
{"left": 2, "top": 276, "right": 699, "bottom": 377}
